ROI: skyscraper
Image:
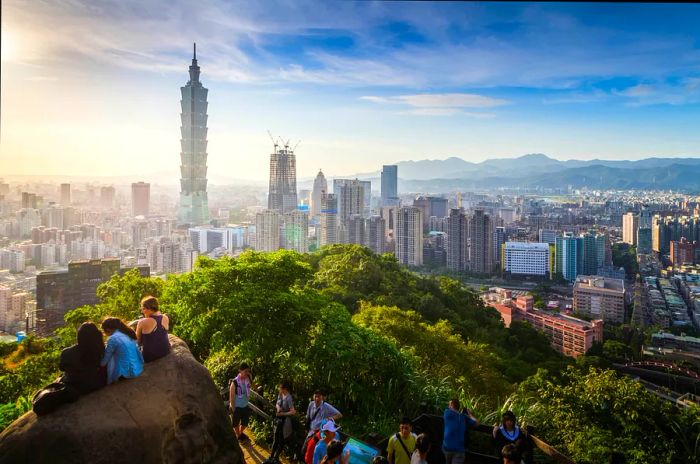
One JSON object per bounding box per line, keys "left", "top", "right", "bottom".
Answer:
{"left": 581, "top": 231, "right": 605, "bottom": 276}
{"left": 622, "top": 212, "right": 639, "bottom": 246}
{"left": 310, "top": 170, "right": 327, "bottom": 217}
{"left": 131, "top": 182, "right": 150, "bottom": 217}
{"left": 469, "top": 209, "right": 493, "bottom": 274}
{"left": 100, "top": 186, "right": 115, "bottom": 210}
{"left": 268, "top": 140, "right": 298, "bottom": 213}
{"left": 178, "top": 44, "right": 210, "bottom": 226}
{"left": 381, "top": 165, "right": 398, "bottom": 204}
{"left": 364, "top": 216, "right": 386, "bottom": 254}
{"left": 395, "top": 206, "right": 423, "bottom": 266}
{"left": 446, "top": 207, "right": 468, "bottom": 272}
{"left": 60, "top": 183, "right": 71, "bottom": 205}
{"left": 334, "top": 179, "right": 365, "bottom": 222}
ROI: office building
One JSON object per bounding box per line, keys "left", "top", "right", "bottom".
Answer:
{"left": 36, "top": 259, "right": 149, "bottom": 335}
{"left": 622, "top": 212, "right": 639, "bottom": 246}
{"left": 539, "top": 229, "right": 557, "bottom": 245}
{"left": 334, "top": 179, "right": 365, "bottom": 223}
{"left": 283, "top": 210, "right": 309, "bottom": 253}
{"left": 381, "top": 165, "right": 398, "bottom": 205}
{"left": 446, "top": 208, "right": 468, "bottom": 272}
{"left": 268, "top": 139, "right": 298, "bottom": 213}
{"left": 469, "top": 209, "right": 493, "bottom": 274}
{"left": 395, "top": 206, "right": 423, "bottom": 266}
{"left": 573, "top": 275, "right": 626, "bottom": 324}
{"left": 60, "top": 183, "right": 71, "bottom": 205}
{"left": 413, "top": 196, "right": 448, "bottom": 231}
{"left": 177, "top": 44, "right": 210, "bottom": 226}
{"left": 310, "top": 170, "right": 327, "bottom": 217}
{"left": 502, "top": 242, "right": 550, "bottom": 277}
{"left": 131, "top": 182, "right": 150, "bottom": 217}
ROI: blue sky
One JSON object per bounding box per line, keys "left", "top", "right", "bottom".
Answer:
{"left": 1, "top": 1, "right": 700, "bottom": 182}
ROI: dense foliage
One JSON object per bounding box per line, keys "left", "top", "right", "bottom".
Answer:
{"left": 1, "top": 245, "right": 698, "bottom": 464}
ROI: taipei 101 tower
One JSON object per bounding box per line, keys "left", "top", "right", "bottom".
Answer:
{"left": 177, "top": 43, "right": 210, "bottom": 226}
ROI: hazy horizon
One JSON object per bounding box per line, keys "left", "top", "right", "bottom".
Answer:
{"left": 2, "top": 1, "right": 700, "bottom": 181}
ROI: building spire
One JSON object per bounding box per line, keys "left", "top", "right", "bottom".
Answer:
{"left": 193, "top": 42, "right": 196, "bottom": 60}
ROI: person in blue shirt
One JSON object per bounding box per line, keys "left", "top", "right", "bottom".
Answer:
{"left": 313, "top": 420, "right": 340, "bottom": 464}
{"left": 442, "top": 399, "right": 479, "bottom": 464}
{"left": 101, "top": 318, "right": 144, "bottom": 384}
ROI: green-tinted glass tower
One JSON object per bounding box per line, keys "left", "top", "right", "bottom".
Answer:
{"left": 178, "top": 43, "right": 209, "bottom": 226}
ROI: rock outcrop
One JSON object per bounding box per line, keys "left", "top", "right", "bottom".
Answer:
{"left": 0, "top": 336, "right": 242, "bottom": 464}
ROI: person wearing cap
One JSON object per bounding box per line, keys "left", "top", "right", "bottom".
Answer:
{"left": 492, "top": 411, "right": 531, "bottom": 464}
{"left": 387, "top": 417, "right": 418, "bottom": 464}
{"left": 313, "top": 420, "right": 341, "bottom": 464}
{"left": 442, "top": 399, "right": 479, "bottom": 464}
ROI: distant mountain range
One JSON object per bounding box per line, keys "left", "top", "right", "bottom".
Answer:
{"left": 352, "top": 154, "right": 700, "bottom": 191}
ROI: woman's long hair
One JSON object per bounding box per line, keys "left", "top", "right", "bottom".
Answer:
{"left": 77, "top": 322, "right": 105, "bottom": 365}
{"left": 102, "top": 317, "right": 137, "bottom": 340}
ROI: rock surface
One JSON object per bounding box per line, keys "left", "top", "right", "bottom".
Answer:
{"left": 0, "top": 335, "right": 242, "bottom": 464}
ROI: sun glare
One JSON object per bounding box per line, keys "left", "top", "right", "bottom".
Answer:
{"left": 1, "top": 30, "right": 17, "bottom": 61}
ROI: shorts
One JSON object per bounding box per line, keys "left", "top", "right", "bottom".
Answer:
{"left": 232, "top": 406, "right": 251, "bottom": 427}
{"left": 443, "top": 450, "right": 465, "bottom": 464}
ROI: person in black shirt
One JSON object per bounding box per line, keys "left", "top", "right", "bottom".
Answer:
{"left": 59, "top": 322, "right": 107, "bottom": 394}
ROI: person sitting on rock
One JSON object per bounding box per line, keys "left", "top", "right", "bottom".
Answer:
{"left": 101, "top": 317, "right": 144, "bottom": 384}
{"left": 60, "top": 322, "right": 107, "bottom": 394}
{"left": 136, "top": 296, "right": 171, "bottom": 363}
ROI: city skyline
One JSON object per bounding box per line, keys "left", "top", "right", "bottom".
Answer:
{"left": 2, "top": 2, "right": 700, "bottom": 181}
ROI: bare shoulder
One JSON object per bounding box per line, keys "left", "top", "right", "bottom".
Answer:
{"left": 138, "top": 317, "right": 156, "bottom": 331}
{"left": 161, "top": 314, "right": 170, "bottom": 329}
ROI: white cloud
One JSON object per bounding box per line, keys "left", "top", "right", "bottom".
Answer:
{"left": 361, "top": 93, "right": 507, "bottom": 117}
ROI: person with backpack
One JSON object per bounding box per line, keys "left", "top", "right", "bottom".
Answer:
{"left": 100, "top": 317, "right": 143, "bottom": 384}
{"left": 387, "top": 417, "right": 417, "bottom": 464}
{"left": 229, "top": 362, "right": 253, "bottom": 443}
{"left": 266, "top": 381, "right": 296, "bottom": 464}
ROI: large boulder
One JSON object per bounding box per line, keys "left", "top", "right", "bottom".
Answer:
{"left": 0, "top": 336, "right": 242, "bottom": 464}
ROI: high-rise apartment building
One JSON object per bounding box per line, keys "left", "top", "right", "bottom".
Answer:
{"left": 446, "top": 208, "right": 468, "bottom": 272}
{"left": 319, "top": 193, "right": 338, "bottom": 247}
{"left": 652, "top": 215, "right": 700, "bottom": 254}
{"left": 268, "top": 140, "right": 298, "bottom": 213}
{"left": 539, "top": 229, "right": 557, "bottom": 245}
{"left": 255, "top": 210, "right": 282, "bottom": 252}
{"left": 671, "top": 237, "right": 697, "bottom": 266}
{"left": 494, "top": 226, "right": 507, "bottom": 266}
{"left": 310, "top": 170, "right": 327, "bottom": 217}
{"left": 364, "top": 216, "right": 386, "bottom": 254}
{"left": 380, "top": 165, "right": 398, "bottom": 205}
{"left": 100, "top": 186, "right": 115, "bottom": 210}
{"left": 395, "top": 206, "right": 423, "bottom": 266}
{"left": 177, "top": 44, "right": 210, "bottom": 226}
{"left": 581, "top": 231, "right": 605, "bottom": 276}
{"left": 556, "top": 233, "right": 581, "bottom": 282}
{"left": 283, "top": 210, "right": 309, "bottom": 253}
{"left": 334, "top": 179, "right": 365, "bottom": 222}
{"left": 131, "top": 182, "right": 150, "bottom": 217}
{"left": 36, "top": 259, "right": 149, "bottom": 335}
{"left": 469, "top": 209, "right": 493, "bottom": 274}
{"left": 347, "top": 215, "right": 365, "bottom": 246}
{"left": 622, "top": 212, "right": 639, "bottom": 246}
{"left": 573, "top": 275, "right": 626, "bottom": 324}
{"left": 637, "top": 228, "right": 652, "bottom": 255}
{"left": 60, "top": 183, "right": 71, "bottom": 205}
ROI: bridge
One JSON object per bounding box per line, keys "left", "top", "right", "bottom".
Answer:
{"left": 623, "top": 361, "right": 700, "bottom": 380}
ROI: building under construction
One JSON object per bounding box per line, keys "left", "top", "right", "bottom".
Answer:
{"left": 268, "top": 137, "right": 298, "bottom": 213}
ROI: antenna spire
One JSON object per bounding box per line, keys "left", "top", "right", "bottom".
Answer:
{"left": 193, "top": 42, "right": 197, "bottom": 60}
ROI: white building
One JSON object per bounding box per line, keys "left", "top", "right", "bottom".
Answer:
{"left": 255, "top": 210, "right": 281, "bottom": 252}
{"left": 283, "top": 210, "right": 309, "bottom": 253}
{"left": 622, "top": 212, "right": 639, "bottom": 246}
{"left": 503, "top": 242, "right": 550, "bottom": 276}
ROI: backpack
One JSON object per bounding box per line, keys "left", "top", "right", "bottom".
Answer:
{"left": 32, "top": 382, "right": 80, "bottom": 416}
